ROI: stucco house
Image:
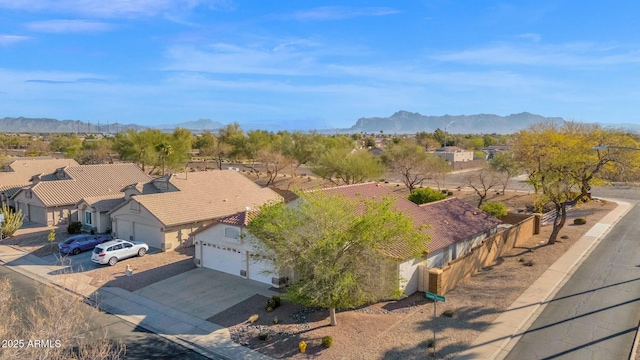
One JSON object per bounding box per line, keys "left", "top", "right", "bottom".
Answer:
{"left": 0, "top": 157, "right": 79, "bottom": 209}
{"left": 9, "top": 163, "right": 152, "bottom": 225}
{"left": 433, "top": 146, "right": 474, "bottom": 163}
{"left": 108, "top": 170, "right": 283, "bottom": 252}
{"left": 192, "top": 182, "right": 502, "bottom": 295}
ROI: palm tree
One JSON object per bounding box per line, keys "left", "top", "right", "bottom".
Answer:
{"left": 155, "top": 142, "right": 173, "bottom": 176}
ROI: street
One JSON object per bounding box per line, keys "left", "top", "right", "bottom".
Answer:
{"left": 0, "top": 266, "right": 211, "bottom": 360}
{"left": 505, "top": 202, "right": 640, "bottom": 359}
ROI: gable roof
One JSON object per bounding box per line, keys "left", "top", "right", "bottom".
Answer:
{"left": 79, "top": 194, "right": 126, "bottom": 213}
{"left": 0, "top": 158, "right": 79, "bottom": 197}
{"left": 320, "top": 183, "right": 501, "bottom": 258}
{"left": 111, "top": 170, "right": 283, "bottom": 227}
{"left": 16, "top": 163, "right": 152, "bottom": 207}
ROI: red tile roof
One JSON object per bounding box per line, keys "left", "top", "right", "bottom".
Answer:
{"left": 320, "top": 183, "right": 501, "bottom": 258}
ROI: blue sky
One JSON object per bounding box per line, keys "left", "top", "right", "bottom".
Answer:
{"left": 1, "top": 1, "right": 639, "bottom": 130}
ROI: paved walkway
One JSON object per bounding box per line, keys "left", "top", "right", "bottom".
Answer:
{"left": 0, "top": 246, "right": 273, "bottom": 360}
{"left": 455, "top": 199, "right": 636, "bottom": 359}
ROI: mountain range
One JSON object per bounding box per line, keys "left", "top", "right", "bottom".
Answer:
{"left": 1, "top": 112, "right": 636, "bottom": 134}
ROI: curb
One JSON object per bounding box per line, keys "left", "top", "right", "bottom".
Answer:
{"left": 629, "top": 320, "right": 640, "bottom": 360}
{"left": 455, "top": 198, "right": 635, "bottom": 360}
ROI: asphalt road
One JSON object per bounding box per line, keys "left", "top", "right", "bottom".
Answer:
{"left": 505, "top": 202, "right": 640, "bottom": 360}
{"left": 0, "top": 266, "right": 211, "bottom": 360}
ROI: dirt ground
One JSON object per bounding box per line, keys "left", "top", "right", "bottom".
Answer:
{"left": 211, "top": 187, "right": 615, "bottom": 359}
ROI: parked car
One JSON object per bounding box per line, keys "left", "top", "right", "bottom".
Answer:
{"left": 91, "top": 239, "right": 149, "bottom": 266}
{"left": 58, "top": 234, "right": 113, "bottom": 255}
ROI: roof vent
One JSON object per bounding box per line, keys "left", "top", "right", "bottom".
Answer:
{"left": 223, "top": 199, "right": 227, "bottom": 202}
{"left": 246, "top": 206, "right": 252, "bottom": 211}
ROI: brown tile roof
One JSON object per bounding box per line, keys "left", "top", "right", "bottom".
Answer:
{"left": 268, "top": 187, "right": 299, "bottom": 203}
{"left": 18, "top": 163, "right": 152, "bottom": 207}
{"left": 80, "top": 194, "right": 126, "bottom": 213}
{"left": 319, "top": 183, "right": 501, "bottom": 259}
{"left": 113, "top": 170, "right": 283, "bottom": 227}
{"left": 0, "top": 158, "right": 79, "bottom": 196}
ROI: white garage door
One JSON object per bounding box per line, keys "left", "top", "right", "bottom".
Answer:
{"left": 133, "top": 223, "right": 163, "bottom": 250}
{"left": 116, "top": 220, "right": 133, "bottom": 241}
{"left": 202, "top": 243, "right": 244, "bottom": 278}
{"left": 248, "top": 255, "right": 275, "bottom": 285}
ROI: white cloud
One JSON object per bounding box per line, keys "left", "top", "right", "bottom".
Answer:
{"left": 0, "top": 35, "right": 30, "bottom": 46}
{"left": 0, "top": 0, "right": 233, "bottom": 18}
{"left": 25, "top": 19, "right": 112, "bottom": 33}
{"left": 284, "top": 6, "right": 400, "bottom": 21}
{"left": 433, "top": 42, "right": 640, "bottom": 67}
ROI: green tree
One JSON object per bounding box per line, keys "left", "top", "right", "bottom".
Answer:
{"left": 218, "top": 122, "right": 246, "bottom": 160}
{"left": 77, "top": 138, "right": 115, "bottom": 164}
{"left": 311, "top": 148, "right": 384, "bottom": 185}
{"left": 382, "top": 143, "right": 449, "bottom": 193}
{"left": 113, "top": 129, "right": 162, "bottom": 173}
{"left": 407, "top": 187, "right": 446, "bottom": 205}
{"left": 489, "top": 152, "right": 521, "bottom": 194}
{"left": 512, "top": 121, "right": 637, "bottom": 244}
{"left": 1, "top": 203, "right": 24, "bottom": 238}
{"left": 248, "top": 192, "right": 428, "bottom": 326}
{"left": 155, "top": 142, "right": 173, "bottom": 176}
{"left": 480, "top": 201, "right": 508, "bottom": 219}
{"left": 49, "top": 134, "right": 83, "bottom": 158}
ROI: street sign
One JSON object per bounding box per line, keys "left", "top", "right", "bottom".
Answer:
{"left": 425, "top": 292, "right": 445, "bottom": 302}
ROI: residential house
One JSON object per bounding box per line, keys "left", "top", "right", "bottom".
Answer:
{"left": 192, "top": 182, "right": 502, "bottom": 295}
{"left": 433, "top": 146, "right": 474, "bottom": 163}
{"left": 0, "top": 157, "right": 79, "bottom": 209}
{"left": 108, "top": 171, "right": 283, "bottom": 251}
{"left": 482, "top": 145, "right": 511, "bottom": 160}
{"left": 10, "top": 163, "right": 152, "bottom": 225}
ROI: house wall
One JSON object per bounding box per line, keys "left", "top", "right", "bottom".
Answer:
{"left": 193, "top": 224, "right": 287, "bottom": 287}
{"left": 47, "top": 206, "right": 73, "bottom": 226}
{"left": 13, "top": 191, "right": 47, "bottom": 224}
{"left": 399, "top": 258, "right": 422, "bottom": 295}
{"left": 110, "top": 203, "right": 166, "bottom": 250}
{"left": 427, "top": 215, "right": 536, "bottom": 295}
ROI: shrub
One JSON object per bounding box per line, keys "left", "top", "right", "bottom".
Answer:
{"left": 258, "top": 331, "right": 271, "bottom": 341}
{"left": 266, "top": 296, "right": 281, "bottom": 311}
{"left": 573, "top": 218, "right": 587, "bottom": 225}
{"left": 524, "top": 260, "right": 534, "bottom": 267}
{"left": 248, "top": 314, "right": 259, "bottom": 323}
{"left": 447, "top": 191, "right": 453, "bottom": 196}
{"left": 427, "top": 339, "right": 436, "bottom": 348}
{"left": 1, "top": 203, "right": 24, "bottom": 238}
{"left": 442, "top": 309, "right": 455, "bottom": 318}
{"left": 480, "top": 201, "right": 508, "bottom": 219}
{"left": 321, "top": 336, "right": 333, "bottom": 348}
{"left": 408, "top": 187, "right": 447, "bottom": 205}
{"left": 273, "top": 316, "right": 279, "bottom": 324}
{"left": 299, "top": 341, "right": 307, "bottom": 353}
{"left": 67, "top": 221, "right": 82, "bottom": 234}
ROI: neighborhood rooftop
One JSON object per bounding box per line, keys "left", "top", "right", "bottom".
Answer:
{"left": 110, "top": 170, "right": 283, "bottom": 227}
{"left": 0, "top": 157, "right": 79, "bottom": 197}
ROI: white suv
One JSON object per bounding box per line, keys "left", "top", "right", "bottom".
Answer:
{"left": 91, "top": 239, "right": 149, "bottom": 266}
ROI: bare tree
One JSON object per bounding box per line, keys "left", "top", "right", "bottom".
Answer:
{"left": 465, "top": 168, "right": 501, "bottom": 207}
{"left": 257, "top": 148, "right": 292, "bottom": 186}
{"left": 0, "top": 275, "right": 125, "bottom": 360}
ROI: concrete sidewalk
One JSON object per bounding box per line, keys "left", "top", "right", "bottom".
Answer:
{"left": 455, "top": 199, "right": 635, "bottom": 360}
{"left": 0, "top": 245, "right": 273, "bottom": 360}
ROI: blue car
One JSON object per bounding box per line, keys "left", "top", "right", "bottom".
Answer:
{"left": 58, "top": 234, "right": 113, "bottom": 255}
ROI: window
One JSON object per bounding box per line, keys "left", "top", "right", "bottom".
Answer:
{"left": 85, "top": 211, "right": 92, "bottom": 225}
{"left": 224, "top": 227, "right": 240, "bottom": 239}
{"left": 124, "top": 243, "right": 132, "bottom": 248}
{"left": 130, "top": 202, "right": 140, "bottom": 212}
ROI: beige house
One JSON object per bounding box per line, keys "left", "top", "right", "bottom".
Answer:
{"left": 0, "top": 157, "right": 79, "bottom": 208}
{"left": 193, "top": 182, "right": 502, "bottom": 295}
{"left": 433, "top": 146, "right": 474, "bottom": 163}
{"left": 108, "top": 171, "right": 283, "bottom": 251}
{"left": 10, "top": 163, "right": 152, "bottom": 225}
{"left": 76, "top": 195, "right": 126, "bottom": 234}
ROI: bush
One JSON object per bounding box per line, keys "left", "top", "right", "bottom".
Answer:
{"left": 299, "top": 340, "right": 307, "bottom": 353}
{"left": 258, "top": 331, "right": 271, "bottom": 341}
{"left": 408, "top": 187, "right": 447, "bottom": 205}
{"left": 248, "top": 314, "right": 259, "bottom": 323}
{"left": 480, "top": 201, "right": 508, "bottom": 219}
{"left": 442, "top": 309, "right": 455, "bottom": 318}
{"left": 573, "top": 218, "right": 587, "bottom": 225}
{"left": 266, "top": 296, "right": 281, "bottom": 311}
{"left": 272, "top": 296, "right": 281, "bottom": 307}
{"left": 67, "top": 221, "right": 82, "bottom": 234}
{"left": 321, "top": 336, "right": 333, "bottom": 348}
{"left": 447, "top": 191, "right": 453, "bottom": 196}
{"left": 273, "top": 316, "right": 279, "bottom": 324}
{"left": 1, "top": 203, "right": 24, "bottom": 238}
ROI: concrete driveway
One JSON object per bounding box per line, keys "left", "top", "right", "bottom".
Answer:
{"left": 133, "top": 267, "right": 277, "bottom": 320}
{"left": 41, "top": 250, "right": 100, "bottom": 274}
